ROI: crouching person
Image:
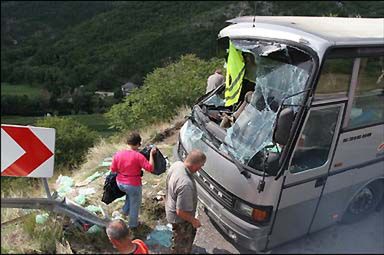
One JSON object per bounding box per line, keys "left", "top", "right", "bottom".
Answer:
{"left": 165, "top": 149, "right": 207, "bottom": 254}
{"left": 106, "top": 219, "right": 149, "bottom": 254}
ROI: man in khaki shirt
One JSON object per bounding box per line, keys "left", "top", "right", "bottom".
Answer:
{"left": 206, "top": 69, "right": 225, "bottom": 93}
{"left": 165, "top": 149, "right": 206, "bottom": 254}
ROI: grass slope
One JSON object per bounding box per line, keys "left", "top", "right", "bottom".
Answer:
{"left": 1, "top": 113, "right": 115, "bottom": 137}
{"left": 1, "top": 82, "right": 44, "bottom": 98}
{"left": 1, "top": 107, "right": 189, "bottom": 254}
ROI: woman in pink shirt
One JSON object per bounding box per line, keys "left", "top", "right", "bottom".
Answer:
{"left": 110, "top": 132, "right": 156, "bottom": 228}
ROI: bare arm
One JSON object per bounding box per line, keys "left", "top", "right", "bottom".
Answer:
{"left": 149, "top": 147, "right": 156, "bottom": 170}
{"left": 176, "top": 209, "right": 201, "bottom": 228}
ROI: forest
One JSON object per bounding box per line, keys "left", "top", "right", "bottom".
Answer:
{"left": 2, "top": 1, "right": 383, "bottom": 115}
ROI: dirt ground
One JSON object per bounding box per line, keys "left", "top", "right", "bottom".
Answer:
{"left": 192, "top": 202, "right": 384, "bottom": 254}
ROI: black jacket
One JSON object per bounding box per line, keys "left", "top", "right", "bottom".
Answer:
{"left": 101, "top": 173, "right": 125, "bottom": 205}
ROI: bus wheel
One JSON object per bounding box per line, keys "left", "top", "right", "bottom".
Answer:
{"left": 342, "top": 181, "right": 383, "bottom": 224}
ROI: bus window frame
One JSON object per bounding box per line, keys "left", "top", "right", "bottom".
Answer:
{"left": 343, "top": 58, "right": 360, "bottom": 129}
{"left": 344, "top": 55, "right": 384, "bottom": 131}
{"left": 314, "top": 45, "right": 384, "bottom": 132}
{"left": 287, "top": 103, "right": 345, "bottom": 176}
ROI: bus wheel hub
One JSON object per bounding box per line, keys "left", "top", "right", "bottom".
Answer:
{"left": 350, "top": 187, "right": 374, "bottom": 215}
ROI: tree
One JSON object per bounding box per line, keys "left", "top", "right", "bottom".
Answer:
{"left": 113, "top": 87, "right": 123, "bottom": 101}
{"left": 106, "top": 55, "right": 224, "bottom": 130}
{"left": 36, "top": 117, "right": 99, "bottom": 168}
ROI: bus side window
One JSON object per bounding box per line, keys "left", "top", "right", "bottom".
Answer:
{"left": 289, "top": 107, "right": 340, "bottom": 173}
{"left": 348, "top": 56, "right": 384, "bottom": 129}
{"left": 315, "top": 58, "right": 354, "bottom": 101}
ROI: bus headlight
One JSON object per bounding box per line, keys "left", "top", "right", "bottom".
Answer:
{"left": 235, "top": 201, "right": 273, "bottom": 224}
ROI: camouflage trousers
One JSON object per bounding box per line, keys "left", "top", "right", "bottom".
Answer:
{"left": 171, "top": 221, "right": 197, "bottom": 254}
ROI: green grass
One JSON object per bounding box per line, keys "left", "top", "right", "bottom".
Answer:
{"left": 65, "top": 114, "right": 116, "bottom": 137}
{"left": 1, "top": 83, "right": 45, "bottom": 99}
{"left": 1, "top": 114, "right": 116, "bottom": 137}
{"left": 1, "top": 115, "right": 43, "bottom": 126}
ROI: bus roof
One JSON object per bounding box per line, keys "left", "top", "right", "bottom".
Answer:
{"left": 219, "top": 16, "right": 384, "bottom": 58}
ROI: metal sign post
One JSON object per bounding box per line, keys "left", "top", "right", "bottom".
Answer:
{"left": 42, "top": 178, "right": 52, "bottom": 199}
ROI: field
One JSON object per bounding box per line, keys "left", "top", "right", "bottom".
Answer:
{"left": 1, "top": 114, "right": 115, "bottom": 137}
{"left": 1, "top": 83, "right": 45, "bottom": 98}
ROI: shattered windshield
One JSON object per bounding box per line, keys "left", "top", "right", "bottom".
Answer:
{"left": 202, "top": 39, "right": 314, "bottom": 166}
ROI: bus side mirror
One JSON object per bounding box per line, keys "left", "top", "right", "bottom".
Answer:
{"left": 274, "top": 108, "right": 294, "bottom": 146}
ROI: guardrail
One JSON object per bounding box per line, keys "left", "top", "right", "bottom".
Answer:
{"left": 1, "top": 179, "right": 110, "bottom": 228}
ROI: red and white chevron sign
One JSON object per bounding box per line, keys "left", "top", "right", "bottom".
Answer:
{"left": 1, "top": 124, "right": 55, "bottom": 178}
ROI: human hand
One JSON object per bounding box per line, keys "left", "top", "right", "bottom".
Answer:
{"left": 192, "top": 218, "right": 201, "bottom": 228}
{"left": 150, "top": 146, "right": 157, "bottom": 155}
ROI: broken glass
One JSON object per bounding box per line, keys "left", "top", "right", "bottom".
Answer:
{"left": 220, "top": 40, "right": 313, "bottom": 165}
{"left": 232, "top": 39, "right": 289, "bottom": 58}
{"left": 203, "top": 94, "right": 225, "bottom": 107}
{"left": 223, "top": 104, "right": 278, "bottom": 163}
{"left": 179, "top": 120, "right": 209, "bottom": 154}
{"left": 182, "top": 39, "right": 314, "bottom": 169}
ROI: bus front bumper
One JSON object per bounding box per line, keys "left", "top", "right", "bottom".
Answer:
{"left": 196, "top": 180, "right": 270, "bottom": 252}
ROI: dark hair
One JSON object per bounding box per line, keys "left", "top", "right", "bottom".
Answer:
{"left": 106, "top": 219, "right": 130, "bottom": 241}
{"left": 215, "top": 68, "right": 222, "bottom": 74}
{"left": 126, "top": 132, "right": 141, "bottom": 146}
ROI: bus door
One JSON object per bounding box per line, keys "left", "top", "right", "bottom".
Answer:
{"left": 267, "top": 103, "right": 344, "bottom": 248}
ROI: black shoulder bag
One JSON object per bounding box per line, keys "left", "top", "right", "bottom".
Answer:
{"left": 139, "top": 145, "right": 167, "bottom": 175}
{"left": 101, "top": 172, "right": 126, "bottom": 205}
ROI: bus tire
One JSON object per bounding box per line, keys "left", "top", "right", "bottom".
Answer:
{"left": 342, "top": 181, "right": 384, "bottom": 224}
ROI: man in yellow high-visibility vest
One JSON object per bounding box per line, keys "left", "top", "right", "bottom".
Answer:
{"left": 225, "top": 42, "right": 257, "bottom": 108}
{"left": 225, "top": 41, "right": 246, "bottom": 107}
{"left": 221, "top": 42, "right": 258, "bottom": 128}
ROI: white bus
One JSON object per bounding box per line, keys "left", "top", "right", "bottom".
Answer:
{"left": 175, "top": 16, "right": 384, "bottom": 251}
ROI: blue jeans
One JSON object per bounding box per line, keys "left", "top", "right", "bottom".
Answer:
{"left": 117, "top": 183, "right": 142, "bottom": 228}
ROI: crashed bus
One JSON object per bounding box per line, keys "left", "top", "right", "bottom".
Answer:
{"left": 174, "top": 16, "right": 384, "bottom": 251}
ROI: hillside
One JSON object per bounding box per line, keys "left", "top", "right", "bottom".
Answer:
{"left": 2, "top": 1, "right": 383, "bottom": 95}
{"left": 1, "top": 108, "right": 188, "bottom": 254}
{"left": 1, "top": 1, "right": 114, "bottom": 46}
{"left": 1, "top": 1, "right": 242, "bottom": 93}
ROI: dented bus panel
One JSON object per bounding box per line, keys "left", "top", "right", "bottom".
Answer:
{"left": 175, "top": 16, "right": 384, "bottom": 251}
